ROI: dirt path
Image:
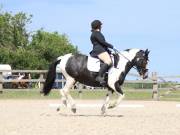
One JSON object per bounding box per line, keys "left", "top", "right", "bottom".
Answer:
{"left": 0, "top": 100, "right": 180, "bottom": 135}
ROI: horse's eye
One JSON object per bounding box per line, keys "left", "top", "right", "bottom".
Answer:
{"left": 138, "top": 59, "right": 143, "bottom": 65}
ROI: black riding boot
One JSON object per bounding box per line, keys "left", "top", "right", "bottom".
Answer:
{"left": 96, "top": 63, "right": 109, "bottom": 85}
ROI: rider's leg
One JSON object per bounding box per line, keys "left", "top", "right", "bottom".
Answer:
{"left": 96, "top": 52, "right": 112, "bottom": 84}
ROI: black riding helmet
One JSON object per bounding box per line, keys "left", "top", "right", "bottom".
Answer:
{"left": 91, "top": 20, "right": 102, "bottom": 30}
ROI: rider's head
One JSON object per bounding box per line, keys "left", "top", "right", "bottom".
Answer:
{"left": 91, "top": 20, "right": 102, "bottom": 31}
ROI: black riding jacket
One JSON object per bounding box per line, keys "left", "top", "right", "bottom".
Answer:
{"left": 90, "top": 31, "right": 113, "bottom": 57}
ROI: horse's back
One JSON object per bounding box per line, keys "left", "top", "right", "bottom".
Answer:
{"left": 64, "top": 53, "right": 101, "bottom": 86}
{"left": 65, "top": 53, "right": 88, "bottom": 77}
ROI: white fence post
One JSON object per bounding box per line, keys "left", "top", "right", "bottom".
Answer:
{"left": 0, "top": 72, "right": 3, "bottom": 93}
{"left": 39, "top": 73, "right": 44, "bottom": 90}
{"left": 152, "top": 72, "right": 159, "bottom": 100}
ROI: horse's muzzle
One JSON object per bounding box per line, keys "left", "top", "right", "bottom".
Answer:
{"left": 142, "top": 70, "right": 148, "bottom": 79}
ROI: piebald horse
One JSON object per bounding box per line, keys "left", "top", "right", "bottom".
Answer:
{"left": 41, "top": 48, "right": 149, "bottom": 114}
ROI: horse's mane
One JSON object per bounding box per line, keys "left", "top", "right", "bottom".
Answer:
{"left": 124, "top": 49, "right": 130, "bottom": 52}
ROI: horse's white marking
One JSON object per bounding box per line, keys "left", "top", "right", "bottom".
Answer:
{"left": 57, "top": 53, "right": 72, "bottom": 77}
{"left": 49, "top": 103, "right": 144, "bottom": 108}
{"left": 108, "top": 49, "right": 140, "bottom": 90}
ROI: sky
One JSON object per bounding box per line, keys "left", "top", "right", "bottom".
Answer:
{"left": 1, "top": 0, "right": 180, "bottom": 79}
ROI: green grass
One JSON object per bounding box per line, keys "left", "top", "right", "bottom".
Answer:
{"left": 0, "top": 89, "right": 153, "bottom": 100}
{"left": 159, "top": 89, "right": 180, "bottom": 101}
{"left": 0, "top": 89, "right": 180, "bottom": 101}
{"left": 0, "top": 90, "right": 60, "bottom": 100}
{"left": 123, "top": 90, "right": 152, "bottom": 100}
{"left": 0, "top": 89, "right": 107, "bottom": 100}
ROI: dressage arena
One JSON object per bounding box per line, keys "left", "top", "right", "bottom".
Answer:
{"left": 1, "top": 99, "right": 180, "bottom": 135}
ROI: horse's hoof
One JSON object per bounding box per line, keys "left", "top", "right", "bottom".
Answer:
{"left": 71, "top": 104, "right": 77, "bottom": 113}
{"left": 108, "top": 105, "right": 113, "bottom": 109}
{"left": 71, "top": 108, "right": 76, "bottom": 113}
{"left": 62, "top": 100, "right": 67, "bottom": 107}
{"left": 108, "top": 102, "right": 116, "bottom": 109}
{"left": 108, "top": 104, "right": 115, "bottom": 109}
{"left": 101, "top": 105, "right": 106, "bottom": 115}
{"left": 57, "top": 107, "right": 60, "bottom": 112}
{"left": 101, "top": 111, "right": 106, "bottom": 115}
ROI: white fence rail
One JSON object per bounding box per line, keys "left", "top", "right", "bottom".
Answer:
{"left": 1, "top": 70, "right": 178, "bottom": 100}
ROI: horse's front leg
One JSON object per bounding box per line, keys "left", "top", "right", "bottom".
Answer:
{"left": 101, "top": 90, "right": 113, "bottom": 115}
{"left": 108, "top": 81, "right": 124, "bottom": 109}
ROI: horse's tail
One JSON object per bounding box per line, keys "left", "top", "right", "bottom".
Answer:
{"left": 41, "top": 58, "right": 61, "bottom": 96}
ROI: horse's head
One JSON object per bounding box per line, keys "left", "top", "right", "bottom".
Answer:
{"left": 134, "top": 49, "right": 150, "bottom": 79}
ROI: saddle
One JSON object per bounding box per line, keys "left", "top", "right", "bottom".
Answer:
{"left": 87, "top": 54, "right": 119, "bottom": 72}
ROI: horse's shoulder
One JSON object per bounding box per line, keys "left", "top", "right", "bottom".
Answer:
{"left": 74, "top": 53, "right": 86, "bottom": 56}
{"left": 73, "top": 53, "right": 88, "bottom": 59}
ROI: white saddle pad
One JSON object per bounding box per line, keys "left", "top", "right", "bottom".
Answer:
{"left": 87, "top": 56, "right": 101, "bottom": 72}
{"left": 87, "top": 55, "right": 115, "bottom": 72}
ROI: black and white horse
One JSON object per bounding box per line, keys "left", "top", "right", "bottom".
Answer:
{"left": 41, "top": 48, "right": 149, "bottom": 114}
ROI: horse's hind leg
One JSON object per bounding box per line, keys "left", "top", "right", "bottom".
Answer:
{"left": 56, "top": 83, "right": 68, "bottom": 111}
{"left": 56, "top": 88, "right": 67, "bottom": 112}
{"left": 61, "top": 77, "right": 76, "bottom": 113}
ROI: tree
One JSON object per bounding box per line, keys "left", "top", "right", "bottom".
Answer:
{"left": 0, "top": 11, "right": 14, "bottom": 48}
{"left": 11, "top": 12, "right": 32, "bottom": 48}
{"left": 0, "top": 9, "right": 32, "bottom": 49}
{"left": 29, "top": 29, "right": 77, "bottom": 63}
{"left": 0, "top": 8, "right": 77, "bottom": 69}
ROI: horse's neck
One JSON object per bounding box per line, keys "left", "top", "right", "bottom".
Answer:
{"left": 117, "top": 49, "right": 139, "bottom": 74}
{"left": 120, "top": 49, "right": 139, "bottom": 61}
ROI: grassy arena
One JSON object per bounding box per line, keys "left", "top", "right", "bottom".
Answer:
{"left": 0, "top": 89, "right": 180, "bottom": 101}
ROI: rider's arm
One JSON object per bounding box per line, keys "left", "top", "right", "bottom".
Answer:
{"left": 95, "top": 32, "right": 113, "bottom": 49}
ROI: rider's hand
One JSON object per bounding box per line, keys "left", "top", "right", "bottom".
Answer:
{"left": 113, "top": 47, "right": 118, "bottom": 53}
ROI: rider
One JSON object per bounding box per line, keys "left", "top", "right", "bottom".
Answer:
{"left": 90, "top": 19, "right": 114, "bottom": 85}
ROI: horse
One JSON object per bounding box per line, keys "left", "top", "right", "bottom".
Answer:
{"left": 41, "top": 48, "right": 149, "bottom": 114}
{"left": 12, "top": 73, "right": 29, "bottom": 89}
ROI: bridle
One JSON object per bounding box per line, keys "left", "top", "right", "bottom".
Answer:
{"left": 114, "top": 49, "right": 148, "bottom": 73}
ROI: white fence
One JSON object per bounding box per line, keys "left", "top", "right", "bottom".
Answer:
{"left": 1, "top": 70, "right": 178, "bottom": 100}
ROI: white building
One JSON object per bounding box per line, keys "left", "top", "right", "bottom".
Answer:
{"left": 0, "top": 64, "right": 12, "bottom": 78}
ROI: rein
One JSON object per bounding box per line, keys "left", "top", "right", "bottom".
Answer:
{"left": 113, "top": 50, "right": 137, "bottom": 70}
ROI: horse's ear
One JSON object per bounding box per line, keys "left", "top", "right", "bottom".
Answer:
{"left": 145, "top": 49, "right": 150, "bottom": 56}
